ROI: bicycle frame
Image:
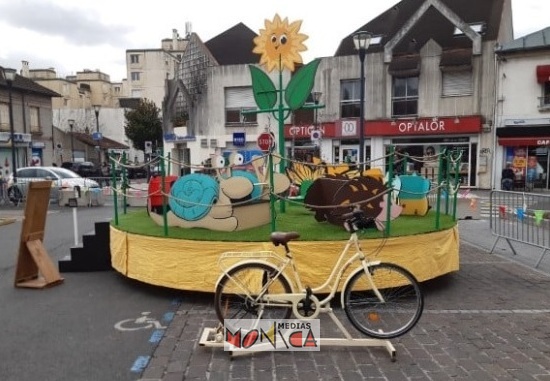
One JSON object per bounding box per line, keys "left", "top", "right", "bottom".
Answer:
{"left": 254, "top": 231, "right": 383, "bottom": 317}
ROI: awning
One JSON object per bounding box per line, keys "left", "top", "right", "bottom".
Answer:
{"left": 440, "top": 49, "right": 472, "bottom": 71}
{"left": 498, "top": 137, "right": 550, "bottom": 146}
{"left": 388, "top": 55, "right": 420, "bottom": 78}
{"left": 536, "top": 65, "right": 550, "bottom": 84}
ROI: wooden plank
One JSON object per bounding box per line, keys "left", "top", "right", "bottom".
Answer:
{"left": 14, "top": 181, "right": 64, "bottom": 289}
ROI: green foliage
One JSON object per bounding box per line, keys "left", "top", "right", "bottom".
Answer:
{"left": 285, "top": 59, "right": 321, "bottom": 110}
{"left": 249, "top": 65, "right": 277, "bottom": 110}
{"left": 124, "top": 99, "right": 163, "bottom": 150}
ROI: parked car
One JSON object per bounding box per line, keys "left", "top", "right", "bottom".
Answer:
{"left": 127, "top": 166, "right": 148, "bottom": 179}
{"left": 7, "top": 166, "right": 100, "bottom": 204}
{"left": 61, "top": 161, "right": 100, "bottom": 178}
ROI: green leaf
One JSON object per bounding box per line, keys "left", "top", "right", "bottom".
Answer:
{"left": 249, "top": 65, "right": 277, "bottom": 110}
{"left": 285, "top": 59, "right": 321, "bottom": 110}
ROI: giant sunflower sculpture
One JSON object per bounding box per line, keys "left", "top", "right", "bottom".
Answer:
{"left": 253, "top": 14, "right": 308, "bottom": 73}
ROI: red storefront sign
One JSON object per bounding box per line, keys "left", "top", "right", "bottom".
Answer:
{"left": 365, "top": 116, "right": 482, "bottom": 136}
{"left": 498, "top": 137, "right": 550, "bottom": 146}
{"left": 284, "top": 116, "right": 482, "bottom": 138}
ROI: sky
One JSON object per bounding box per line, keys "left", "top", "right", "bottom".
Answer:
{"left": 0, "top": 0, "right": 548, "bottom": 83}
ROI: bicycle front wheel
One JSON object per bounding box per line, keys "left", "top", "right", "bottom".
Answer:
{"left": 215, "top": 262, "right": 292, "bottom": 327}
{"left": 344, "top": 263, "right": 424, "bottom": 339}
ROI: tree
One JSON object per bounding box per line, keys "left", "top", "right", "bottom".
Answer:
{"left": 124, "top": 99, "right": 163, "bottom": 151}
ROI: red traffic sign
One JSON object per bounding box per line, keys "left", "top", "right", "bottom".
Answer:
{"left": 257, "top": 132, "right": 275, "bottom": 151}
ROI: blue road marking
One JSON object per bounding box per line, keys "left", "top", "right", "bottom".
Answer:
{"left": 149, "top": 329, "right": 165, "bottom": 343}
{"left": 130, "top": 355, "right": 150, "bottom": 373}
{"left": 163, "top": 311, "right": 175, "bottom": 322}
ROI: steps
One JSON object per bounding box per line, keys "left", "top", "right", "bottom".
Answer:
{"left": 58, "top": 221, "right": 112, "bottom": 272}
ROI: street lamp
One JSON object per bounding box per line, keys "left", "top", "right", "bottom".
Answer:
{"left": 93, "top": 104, "right": 101, "bottom": 133}
{"left": 93, "top": 104, "right": 101, "bottom": 163}
{"left": 1, "top": 67, "right": 17, "bottom": 182}
{"left": 353, "top": 31, "right": 372, "bottom": 171}
{"left": 68, "top": 119, "right": 75, "bottom": 162}
{"left": 312, "top": 91, "right": 322, "bottom": 156}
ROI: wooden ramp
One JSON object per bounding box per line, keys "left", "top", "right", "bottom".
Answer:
{"left": 14, "top": 181, "right": 64, "bottom": 289}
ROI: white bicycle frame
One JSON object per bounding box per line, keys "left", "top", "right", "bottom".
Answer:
{"left": 217, "top": 231, "right": 384, "bottom": 320}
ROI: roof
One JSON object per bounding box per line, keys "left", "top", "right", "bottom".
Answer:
{"left": 72, "top": 132, "right": 129, "bottom": 150}
{"left": 0, "top": 72, "right": 61, "bottom": 97}
{"left": 205, "top": 23, "right": 259, "bottom": 65}
{"left": 496, "top": 27, "right": 550, "bottom": 54}
{"left": 334, "top": 0, "right": 505, "bottom": 57}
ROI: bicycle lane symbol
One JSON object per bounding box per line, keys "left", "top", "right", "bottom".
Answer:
{"left": 114, "top": 312, "right": 167, "bottom": 332}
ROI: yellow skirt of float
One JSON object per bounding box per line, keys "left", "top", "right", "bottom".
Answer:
{"left": 110, "top": 225, "right": 459, "bottom": 292}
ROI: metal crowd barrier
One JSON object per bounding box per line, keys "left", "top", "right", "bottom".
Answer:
{"left": 490, "top": 190, "right": 550, "bottom": 267}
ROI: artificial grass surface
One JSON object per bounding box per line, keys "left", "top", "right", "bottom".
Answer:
{"left": 112, "top": 202, "right": 457, "bottom": 242}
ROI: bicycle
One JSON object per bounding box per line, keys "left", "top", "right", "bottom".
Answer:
{"left": 214, "top": 210, "right": 424, "bottom": 340}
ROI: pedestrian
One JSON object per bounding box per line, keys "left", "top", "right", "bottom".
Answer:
{"left": 101, "top": 162, "right": 110, "bottom": 187}
{"left": 501, "top": 162, "right": 515, "bottom": 191}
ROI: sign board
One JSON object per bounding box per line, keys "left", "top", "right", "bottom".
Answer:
{"left": 92, "top": 132, "right": 103, "bottom": 141}
{"left": 233, "top": 132, "right": 246, "bottom": 147}
{"left": 257, "top": 132, "right": 275, "bottom": 151}
{"left": 145, "top": 141, "right": 153, "bottom": 154}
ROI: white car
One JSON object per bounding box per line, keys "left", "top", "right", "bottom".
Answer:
{"left": 7, "top": 166, "right": 100, "bottom": 204}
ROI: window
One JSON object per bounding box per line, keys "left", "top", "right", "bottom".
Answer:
{"left": 340, "top": 80, "right": 361, "bottom": 118}
{"left": 114, "top": 86, "right": 121, "bottom": 94}
{"left": 29, "top": 106, "right": 40, "bottom": 133}
{"left": 392, "top": 77, "right": 418, "bottom": 117}
{"left": 0, "top": 103, "right": 8, "bottom": 131}
{"left": 225, "top": 87, "right": 257, "bottom": 126}
{"left": 540, "top": 82, "right": 550, "bottom": 108}
{"left": 442, "top": 71, "right": 472, "bottom": 96}
{"left": 130, "top": 54, "right": 140, "bottom": 64}
{"left": 131, "top": 72, "right": 141, "bottom": 81}
{"left": 293, "top": 94, "right": 315, "bottom": 126}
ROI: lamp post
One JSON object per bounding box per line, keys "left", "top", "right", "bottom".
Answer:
{"left": 93, "top": 104, "right": 101, "bottom": 133}
{"left": 312, "top": 91, "right": 322, "bottom": 156}
{"left": 1, "top": 67, "right": 17, "bottom": 182}
{"left": 68, "top": 119, "right": 75, "bottom": 162}
{"left": 93, "top": 104, "right": 101, "bottom": 162}
{"left": 353, "top": 31, "right": 371, "bottom": 171}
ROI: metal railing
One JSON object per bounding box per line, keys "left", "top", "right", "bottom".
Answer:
{"left": 489, "top": 190, "right": 550, "bottom": 267}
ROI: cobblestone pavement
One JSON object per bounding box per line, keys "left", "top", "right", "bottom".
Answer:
{"left": 137, "top": 242, "right": 550, "bottom": 381}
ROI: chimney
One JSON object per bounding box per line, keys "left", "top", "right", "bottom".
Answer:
{"left": 172, "top": 28, "right": 179, "bottom": 50}
{"left": 21, "top": 60, "right": 30, "bottom": 77}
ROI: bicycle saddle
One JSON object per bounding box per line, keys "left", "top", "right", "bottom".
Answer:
{"left": 270, "top": 231, "right": 300, "bottom": 246}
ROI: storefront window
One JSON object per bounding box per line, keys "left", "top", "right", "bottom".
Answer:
{"left": 386, "top": 141, "right": 474, "bottom": 187}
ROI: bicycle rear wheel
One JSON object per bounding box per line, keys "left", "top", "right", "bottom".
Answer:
{"left": 344, "top": 263, "right": 423, "bottom": 339}
{"left": 215, "top": 262, "right": 292, "bottom": 327}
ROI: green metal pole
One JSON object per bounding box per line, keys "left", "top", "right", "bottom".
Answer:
{"left": 122, "top": 152, "right": 127, "bottom": 215}
{"left": 111, "top": 153, "right": 119, "bottom": 225}
{"left": 451, "top": 153, "right": 461, "bottom": 220}
{"left": 435, "top": 148, "right": 444, "bottom": 229}
{"left": 160, "top": 149, "right": 168, "bottom": 237}
{"left": 269, "top": 152, "right": 276, "bottom": 232}
{"left": 385, "top": 145, "right": 395, "bottom": 237}
{"left": 277, "top": 57, "right": 286, "bottom": 214}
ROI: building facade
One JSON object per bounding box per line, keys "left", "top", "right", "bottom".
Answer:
{"left": 125, "top": 29, "right": 188, "bottom": 111}
{"left": 25, "top": 63, "right": 130, "bottom": 165}
{"left": 494, "top": 27, "right": 550, "bottom": 191}
{"left": 163, "top": 0, "right": 514, "bottom": 189}
{"left": 0, "top": 68, "right": 59, "bottom": 173}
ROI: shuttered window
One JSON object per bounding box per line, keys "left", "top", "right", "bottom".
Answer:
{"left": 30, "top": 106, "right": 40, "bottom": 133}
{"left": 442, "top": 71, "right": 472, "bottom": 96}
{"left": 0, "top": 103, "right": 8, "bottom": 131}
{"left": 225, "top": 87, "right": 257, "bottom": 126}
